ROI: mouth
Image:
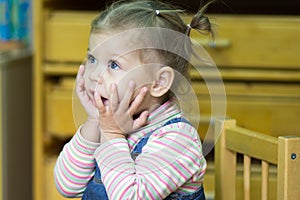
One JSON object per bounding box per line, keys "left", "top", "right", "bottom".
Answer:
{"left": 101, "top": 96, "right": 109, "bottom": 106}
{"left": 88, "top": 90, "right": 109, "bottom": 106}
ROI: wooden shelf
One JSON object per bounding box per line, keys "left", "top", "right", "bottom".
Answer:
{"left": 190, "top": 67, "right": 300, "bottom": 82}
{"left": 0, "top": 41, "right": 24, "bottom": 52}
{"left": 44, "top": 63, "right": 78, "bottom": 75}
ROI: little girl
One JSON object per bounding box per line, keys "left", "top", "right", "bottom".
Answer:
{"left": 54, "top": 0, "right": 214, "bottom": 199}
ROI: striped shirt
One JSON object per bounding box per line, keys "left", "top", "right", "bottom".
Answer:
{"left": 54, "top": 99, "right": 206, "bottom": 199}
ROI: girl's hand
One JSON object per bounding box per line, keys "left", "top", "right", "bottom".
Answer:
{"left": 94, "top": 81, "right": 149, "bottom": 142}
{"left": 76, "top": 65, "right": 101, "bottom": 143}
{"left": 76, "top": 65, "right": 98, "bottom": 119}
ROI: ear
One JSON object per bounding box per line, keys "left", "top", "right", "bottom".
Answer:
{"left": 150, "top": 66, "right": 174, "bottom": 97}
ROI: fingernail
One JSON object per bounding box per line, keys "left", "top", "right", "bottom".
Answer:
{"left": 79, "top": 65, "right": 85, "bottom": 71}
{"left": 142, "top": 87, "right": 148, "bottom": 93}
{"left": 144, "top": 110, "right": 149, "bottom": 116}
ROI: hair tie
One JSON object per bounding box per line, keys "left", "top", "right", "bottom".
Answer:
{"left": 186, "top": 24, "right": 192, "bottom": 36}
{"left": 155, "top": 10, "right": 160, "bottom": 16}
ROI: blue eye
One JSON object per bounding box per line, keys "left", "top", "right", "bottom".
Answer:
{"left": 109, "top": 61, "right": 120, "bottom": 70}
{"left": 87, "top": 54, "right": 97, "bottom": 64}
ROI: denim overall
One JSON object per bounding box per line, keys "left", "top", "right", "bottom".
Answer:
{"left": 82, "top": 118, "right": 206, "bottom": 200}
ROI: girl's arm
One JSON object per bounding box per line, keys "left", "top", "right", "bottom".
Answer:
{"left": 94, "top": 122, "right": 206, "bottom": 200}
{"left": 54, "top": 127, "right": 100, "bottom": 197}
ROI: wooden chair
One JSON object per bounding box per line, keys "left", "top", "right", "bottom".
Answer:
{"left": 214, "top": 118, "right": 300, "bottom": 200}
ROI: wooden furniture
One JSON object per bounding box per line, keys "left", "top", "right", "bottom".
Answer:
{"left": 33, "top": 1, "right": 300, "bottom": 199}
{"left": 190, "top": 15, "right": 300, "bottom": 139}
{"left": 0, "top": 47, "right": 32, "bottom": 200}
{"left": 214, "top": 118, "right": 300, "bottom": 200}
{"left": 0, "top": 52, "right": 2, "bottom": 200}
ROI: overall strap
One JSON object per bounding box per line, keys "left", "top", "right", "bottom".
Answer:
{"left": 131, "top": 117, "right": 190, "bottom": 160}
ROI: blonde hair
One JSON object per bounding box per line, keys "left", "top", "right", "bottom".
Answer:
{"left": 91, "top": 0, "right": 214, "bottom": 81}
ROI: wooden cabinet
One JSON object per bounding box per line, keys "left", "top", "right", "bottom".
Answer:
{"left": 33, "top": 1, "right": 300, "bottom": 199}
{"left": 1, "top": 48, "right": 32, "bottom": 200}
{"left": 193, "top": 15, "right": 300, "bottom": 68}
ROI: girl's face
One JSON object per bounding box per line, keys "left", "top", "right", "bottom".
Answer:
{"left": 84, "top": 32, "right": 159, "bottom": 110}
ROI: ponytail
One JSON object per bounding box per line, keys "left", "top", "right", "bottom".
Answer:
{"left": 186, "top": 1, "right": 215, "bottom": 39}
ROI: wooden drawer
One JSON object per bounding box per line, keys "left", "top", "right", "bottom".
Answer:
{"left": 45, "top": 77, "right": 86, "bottom": 137}
{"left": 188, "top": 15, "right": 300, "bottom": 68}
{"left": 44, "top": 11, "right": 97, "bottom": 62}
{"left": 44, "top": 12, "right": 300, "bottom": 69}
{"left": 192, "top": 81, "right": 300, "bottom": 137}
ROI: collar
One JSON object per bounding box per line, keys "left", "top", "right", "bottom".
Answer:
{"left": 127, "top": 99, "right": 183, "bottom": 142}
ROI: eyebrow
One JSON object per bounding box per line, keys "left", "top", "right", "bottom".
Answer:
{"left": 86, "top": 52, "right": 96, "bottom": 59}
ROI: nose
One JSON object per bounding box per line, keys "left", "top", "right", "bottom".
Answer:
{"left": 89, "top": 66, "right": 104, "bottom": 84}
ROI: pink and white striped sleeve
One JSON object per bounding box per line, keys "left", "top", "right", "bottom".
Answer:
{"left": 54, "top": 129, "right": 100, "bottom": 197}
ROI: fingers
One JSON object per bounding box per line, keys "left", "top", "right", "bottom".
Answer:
{"left": 109, "top": 83, "right": 119, "bottom": 112}
{"left": 113, "top": 81, "right": 148, "bottom": 117}
{"left": 133, "top": 110, "right": 149, "bottom": 129}
{"left": 96, "top": 81, "right": 149, "bottom": 134}
{"left": 76, "top": 77, "right": 83, "bottom": 93}
{"left": 94, "top": 92, "right": 106, "bottom": 114}
{"left": 128, "top": 86, "right": 148, "bottom": 116}
{"left": 76, "top": 65, "right": 85, "bottom": 92}
{"left": 76, "top": 65, "right": 85, "bottom": 82}
{"left": 76, "top": 66, "right": 87, "bottom": 100}
{"left": 119, "top": 81, "right": 135, "bottom": 110}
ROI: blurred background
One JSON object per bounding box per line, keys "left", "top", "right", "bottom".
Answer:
{"left": 1, "top": 0, "right": 300, "bottom": 200}
{"left": 1, "top": 0, "right": 32, "bottom": 200}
